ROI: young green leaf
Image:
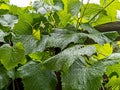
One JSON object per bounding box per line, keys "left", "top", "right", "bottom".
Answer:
{"left": 100, "top": 0, "right": 120, "bottom": 20}
{"left": 29, "top": 51, "right": 51, "bottom": 62}
{"left": 32, "top": 29, "right": 41, "bottom": 40}
{"left": 94, "top": 43, "right": 113, "bottom": 60}
{"left": 0, "top": 42, "right": 26, "bottom": 70}
{"left": 81, "top": 4, "right": 103, "bottom": 21}
{"left": 105, "top": 76, "right": 120, "bottom": 90}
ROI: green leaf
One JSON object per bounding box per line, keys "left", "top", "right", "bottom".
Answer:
{"left": 0, "top": 66, "right": 9, "bottom": 89}
{"left": 106, "top": 53, "right": 120, "bottom": 77}
{"left": 103, "top": 31, "right": 119, "bottom": 41}
{"left": 84, "top": 33, "right": 112, "bottom": 44}
{"left": 9, "top": 6, "right": 33, "bottom": 35}
{"left": 93, "top": 12, "right": 113, "bottom": 25}
{"left": 13, "top": 29, "right": 87, "bottom": 54}
{"left": 107, "top": 63, "right": 120, "bottom": 78}
{"left": 81, "top": 23, "right": 114, "bottom": 44}
{"left": 57, "top": 10, "right": 71, "bottom": 27}
{"left": 32, "top": 29, "right": 41, "bottom": 40}
{"left": 67, "top": 0, "right": 82, "bottom": 16}
{"left": 57, "top": 0, "right": 81, "bottom": 26}
{"left": 0, "top": 3, "right": 9, "bottom": 10}
{"left": 0, "top": 14, "right": 18, "bottom": 29}
{"left": 0, "top": 29, "right": 5, "bottom": 42}
{"left": 46, "top": 29, "right": 87, "bottom": 50}
{"left": 32, "top": 1, "right": 52, "bottom": 14}
{"left": 13, "top": 13, "right": 33, "bottom": 35}
{"left": 17, "top": 61, "right": 57, "bottom": 90}
{"left": 53, "top": 0, "right": 64, "bottom": 10}
{"left": 62, "top": 58, "right": 119, "bottom": 90}
{"left": 81, "top": 4, "right": 102, "bottom": 20}
{"left": 29, "top": 51, "right": 51, "bottom": 62}
{"left": 7, "top": 69, "right": 16, "bottom": 79}
{"left": 43, "top": 45, "right": 96, "bottom": 71}
{"left": 107, "top": 53, "right": 120, "bottom": 60}
{"left": 13, "top": 35, "right": 37, "bottom": 54}
{"left": 0, "top": 42, "right": 26, "bottom": 70}
{"left": 101, "top": 44, "right": 120, "bottom": 90}
{"left": 94, "top": 43, "right": 113, "bottom": 60}
{"left": 100, "top": 0, "right": 120, "bottom": 20}
{"left": 80, "top": 23, "right": 99, "bottom": 33}
{"left": 0, "top": 9, "right": 8, "bottom": 15}
{"left": 104, "top": 53, "right": 120, "bottom": 90}
{"left": 106, "top": 76, "right": 120, "bottom": 90}
{"left": 13, "top": 35, "right": 47, "bottom": 54}
{"left": 1, "top": 0, "right": 9, "bottom": 3}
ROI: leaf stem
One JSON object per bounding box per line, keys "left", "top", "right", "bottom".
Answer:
{"left": 88, "top": 0, "right": 115, "bottom": 23}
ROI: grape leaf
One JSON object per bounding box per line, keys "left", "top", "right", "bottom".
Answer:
{"left": 13, "top": 35, "right": 47, "bottom": 54}
{"left": 0, "top": 66, "right": 9, "bottom": 89}
{"left": 43, "top": 45, "right": 96, "bottom": 71}
{"left": 81, "top": 23, "right": 111, "bottom": 44}
{"left": 29, "top": 51, "right": 51, "bottom": 62}
{"left": 106, "top": 53, "right": 120, "bottom": 78}
{"left": 0, "top": 29, "right": 5, "bottom": 42}
{"left": 13, "top": 29, "right": 87, "bottom": 54}
{"left": 46, "top": 29, "right": 87, "bottom": 50}
{"left": 0, "top": 42, "right": 26, "bottom": 70}
{"left": 17, "top": 61, "right": 57, "bottom": 90}
{"left": 100, "top": 0, "right": 120, "bottom": 20}
{"left": 62, "top": 58, "right": 119, "bottom": 90}
{"left": 0, "top": 9, "right": 8, "bottom": 15}
{"left": 93, "top": 11, "right": 112, "bottom": 25}
{"left": 0, "top": 3, "right": 9, "bottom": 10}
{"left": 53, "top": 0, "right": 64, "bottom": 10}
{"left": 67, "top": 0, "right": 82, "bottom": 16}
{"left": 13, "top": 13, "right": 33, "bottom": 35}
{"left": 57, "top": 10, "right": 71, "bottom": 27}
{"left": 9, "top": 6, "right": 34, "bottom": 35}
{"left": 81, "top": 4, "right": 102, "bottom": 20}
{"left": 94, "top": 43, "right": 113, "bottom": 60}
{"left": 106, "top": 76, "right": 120, "bottom": 90}
{"left": 0, "top": 14, "right": 18, "bottom": 29}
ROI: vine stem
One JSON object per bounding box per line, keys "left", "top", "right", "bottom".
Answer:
{"left": 12, "top": 80, "right": 15, "bottom": 90}
{"left": 78, "top": 0, "right": 90, "bottom": 23}
{"left": 88, "top": 0, "right": 115, "bottom": 23}
{"left": 101, "top": 84, "right": 105, "bottom": 90}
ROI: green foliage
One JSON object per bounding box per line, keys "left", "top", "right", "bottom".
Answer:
{"left": 62, "top": 58, "right": 119, "bottom": 90}
{"left": 43, "top": 45, "right": 96, "bottom": 71}
{"left": 67, "top": 0, "right": 82, "bottom": 16}
{"left": 0, "top": 66, "right": 9, "bottom": 89}
{"left": 0, "top": 42, "right": 26, "bottom": 70}
{"left": 53, "top": 0, "right": 64, "bottom": 10}
{"left": 100, "top": 0, "right": 120, "bottom": 20}
{"left": 0, "top": 0, "right": 120, "bottom": 90}
{"left": 17, "top": 61, "right": 57, "bottom": 90}
{"left": 81, "top": 3, "right": 103, "bottom": 21}
{"left": 0, "top": 30, "right": 5, "bottom": 42}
